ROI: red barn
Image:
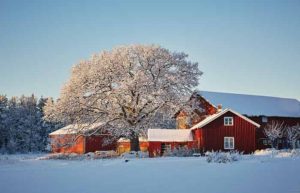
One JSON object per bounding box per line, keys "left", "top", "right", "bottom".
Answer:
{"left": 49, "top": 123, "right": 116, "bottom": 154}
{"left": 190, "top": 109, "right": 260, "bottom": 153}
{"left": 198, "top": 91, "right": 300, "bottom": 149}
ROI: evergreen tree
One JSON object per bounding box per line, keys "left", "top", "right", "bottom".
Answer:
{"left": 0, "top": 95, "right": 8, "bottom": 152}
{"left": 0, "top": 95, "right": 60, "bottom": 153}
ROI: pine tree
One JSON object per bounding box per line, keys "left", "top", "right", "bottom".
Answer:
{"left": 0, "top": 95, "right": 8, "bottom": 152}
{"left": 0, "top": 95, "right": 60, "bottom": 153}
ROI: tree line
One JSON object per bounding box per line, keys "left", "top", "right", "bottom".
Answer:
{"left": 0, "top": 95, "right": 60, "bottom": 153}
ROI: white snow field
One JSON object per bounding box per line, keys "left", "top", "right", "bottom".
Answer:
{"left": 1, "top": 151, "right": 300, "bottom": 193}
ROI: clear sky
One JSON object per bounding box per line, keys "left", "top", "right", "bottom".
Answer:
{"left": 1, "top": 0, "right": 299, "bottom": 100}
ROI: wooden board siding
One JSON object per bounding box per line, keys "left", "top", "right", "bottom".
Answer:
{"left": 85, "top": 136, "right": 117, "bottom": 153}
{"left": 117, "top": 141, "right": 149, "bottom": 154}
{"left": 148, "top": 141, "right": 194, "bottom": 157}
{"left": 51, "top": 134, "right": 117, "bottom": 154}
{"left": 195, "top": 111, "right": 257, "bottom": 153}
{"left": 249, "top": 116, "right": 300, "bottom": 150}
{"left": 175, "top": 94, "right": 217, "bottom": 129}
{"left": 50, "top": 134, "right": 85, "bottom": 154}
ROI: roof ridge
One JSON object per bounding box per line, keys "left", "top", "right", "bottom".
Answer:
{"left": 190, "top": 108, "right": 260, "bottom": 130}
{"left": 199, "top": 90, "right": 299, "bottom": 101}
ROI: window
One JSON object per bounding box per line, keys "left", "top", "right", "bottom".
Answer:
{"left": 224, "top": 117, "right": 233, "bottom": 126}
{"left": 262, "top": 139, "right": 271, "bottom": 146}
{"left": 297, "top": 140, "right": 300, "bottom": 148}
{"left": 224, "top": 137, "right": 234, "bottom": 149}
{"left": 261, "top": 138, "right": 272, "bottom": 146}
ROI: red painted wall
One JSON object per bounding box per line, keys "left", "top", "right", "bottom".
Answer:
{"left": 195, "top": 111, "right": 257, "bottom": 153}
{"left": 51, "top": 134, "right": 116, "bottom": 154}
{"left": 117, "top": 141, "right": 149, "bottom": 153}
{"left": 50, "top": 134, "right": 85, "bottom": 154}
{"left": 85, "top": 135, "right": 117, "bottom": 153}
{"left": 148, "top": 141, "right": 195, "bottom": 157}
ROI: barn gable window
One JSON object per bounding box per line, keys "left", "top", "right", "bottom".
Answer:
{"left": 224, "top": 117, "right": 233, "bottom": 126}
{"left": 224, "top": 137, "right": 234, "bottom": 149}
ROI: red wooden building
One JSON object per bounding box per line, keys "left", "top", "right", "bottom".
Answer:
{"left": 147, "top": 129, "right": 194, "bottom": 157}
{"left": 198, "top": 91, "right": 300, "bottom": 149}
{"left": 49, "top": 123, "right": 116, "bottom": 154}
{"left": 190, "top": 109, "right": 260, "bottom": 153}
{"left": 250, "top": 116, "right": 300, "bottom": 149}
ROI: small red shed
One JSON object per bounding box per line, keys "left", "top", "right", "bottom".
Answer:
{"left": 49, "top": 123, "right": 116, "bottom": 154}
{"left": 190, "top": 109, "right": 261, "bottom": 153}
{"left": 147, "top": 129, "right": 195, "bottom": 157}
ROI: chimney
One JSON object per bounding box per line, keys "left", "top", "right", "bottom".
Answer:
{"left": 217, "top": 104, "right": 222, "bottom": 111}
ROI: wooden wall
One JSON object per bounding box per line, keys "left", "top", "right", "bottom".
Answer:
{"left": 148, "top": 141, "right": 194, "bottom": 157}
{"left": 249, "top": 116, "right": 300, "bottom": 149}
{"left": 50, "top": 134, "right": 85, "bottom": 154}
{"left": 50, "top": 134, "right": 116, "bottom": 154}
{"left": 195, "top": 111, "right": 257, "bottom": 153}
{"left": 117, "top": 141, "right": 149, "bottom": 154}
{"left": 85, "top": 135, "right": 117, "bottom": 153}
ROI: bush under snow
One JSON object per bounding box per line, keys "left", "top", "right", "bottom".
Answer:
{"left": 254, "top": 148, "right": 300, "bottom": 158}
{"left": 121, "top": 151, "right": 149, "bottom": 159}
{"left": 163, "top": 147, "right": 195, "bottom": 157}
{"left": 38, "top": 151, "right": 119, "bottom": 160}
{"left": 205, "top": 151, "right": 243, "bottom": 163}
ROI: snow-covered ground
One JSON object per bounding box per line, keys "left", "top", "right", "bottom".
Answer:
{"left": 1, "top": 150, "right": 300, "bottom": 193}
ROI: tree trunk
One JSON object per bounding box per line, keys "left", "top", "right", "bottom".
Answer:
{"left": 271, "top": 139, "right": 278, "bottom": 149}
{"left": 130, "top": 135, "right": 140, "bottom": 152}
{"left": 292, "top": 141, "right": 296, "bottom": 149}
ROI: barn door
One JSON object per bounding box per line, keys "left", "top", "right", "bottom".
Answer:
{"left": 161, "top": 143, "right": 171, "bottom": 156}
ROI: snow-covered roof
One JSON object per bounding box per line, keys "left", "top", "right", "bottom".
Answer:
{"left": 147, "top": 129, "right": 193, "bottom": 142}
{"left": 190, "top": 109, "right": 260, "bottom": 130}
{"left": 118, "top": 137, "right": 148, "bottom": 142}
{"left": 49, "top": 122, "right": 104, "bottom": 135}
{"left": 199, "top": 91, "right": 300, "bottom": 117}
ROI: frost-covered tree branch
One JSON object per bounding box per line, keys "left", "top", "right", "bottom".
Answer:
{"left": 44, "top": 45, "right": 202, "bottom": 151}
{"left": 263, "top": 121, "right": 285, "bottom": 149}
{"left": 285, "top": 124, "right": 300, "bottom": 149}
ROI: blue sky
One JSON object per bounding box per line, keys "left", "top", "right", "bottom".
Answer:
{"left": 1, "top": 0, "right": 300, "bottom": 100}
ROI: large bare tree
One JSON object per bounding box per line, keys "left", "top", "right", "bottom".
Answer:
{"left": 44, "top": 45, "right": 202, "bottom": 151}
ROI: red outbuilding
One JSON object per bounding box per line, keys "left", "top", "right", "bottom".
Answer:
{"left": 49, "top": 123, "right": 116, "bottom": 154}
{"left": 148, "top": 129, "right": 194, "bottom": 157}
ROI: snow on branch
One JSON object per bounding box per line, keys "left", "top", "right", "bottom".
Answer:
{"left": 285, "top": 124, "right": 300, "bottom": 149}
{"left": 263, "top": 121, "right": 285, "bottom": 149}
{"left": 44, "top": 45, "right": 202, "bottom": 147}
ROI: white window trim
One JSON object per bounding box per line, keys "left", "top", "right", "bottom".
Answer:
{"left": 224, "top": 137, "right": 235, "bottom": 150}
{"left": 224, "top": 117, "right": 234, "bottom": 126}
